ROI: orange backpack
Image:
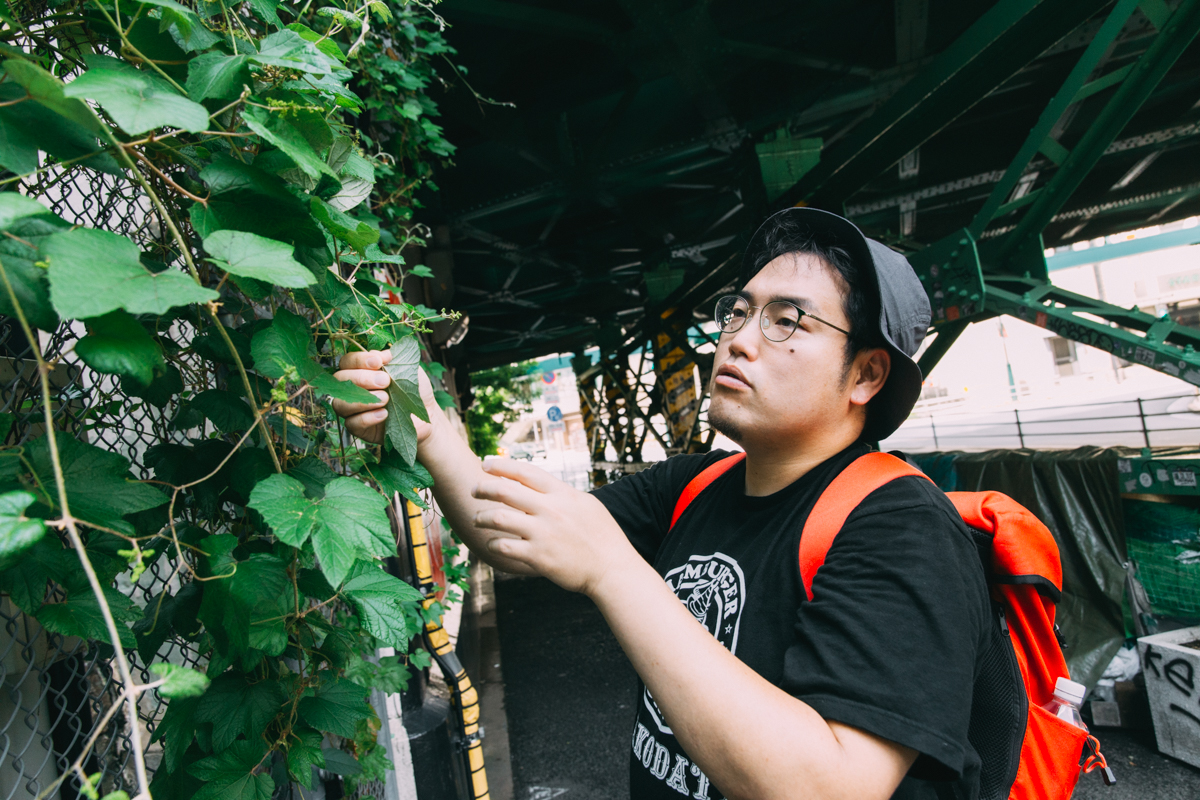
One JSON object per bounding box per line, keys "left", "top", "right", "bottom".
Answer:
{"left": 670, "top": 451, "right": 1114, "bottom": 800}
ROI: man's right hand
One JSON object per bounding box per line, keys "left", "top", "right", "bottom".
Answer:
{"left": 330, "top": 349, "right": 438, "bottom": 446}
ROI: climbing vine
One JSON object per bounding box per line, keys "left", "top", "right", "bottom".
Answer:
{"left": 0, "top": 0, "right": 464, "bottom": 797}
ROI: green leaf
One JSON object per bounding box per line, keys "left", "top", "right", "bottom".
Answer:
{"left": 342, "top": 560, "right": 422, "bottom": 650}
{"left": 188, "top": 740, "right": 275, "bottom": 800}
{"left": 160, "top": 6, "right": 224, "bottom": 52}
{"left": 384, "top": 385, "right": 419, "bottom": 467}
{"left": 248, "top": 474, "right": 316, "bottom": 546}
{"left": 3, "top": 59, "right": 104, "bottom": 134}
{"left": 124, "top": 363, "right": 184, "bottom": 408}
{"left": 0, "top": 190, "right": 69, "bottom": 331}
{"left": 363, "top": 243, "right": 404, "bottom": 265}
{"left": 227, "top": 447, "right": 274, "bottom": 503}
{"left": 250, "top": 308, "right": 310, "bottom": 381}
{"left": 297, "top": 675, "right": 369, "bottom": 737}
{"left": 365, "top": 450, "right": 432, "bottom": 509}
{"left": 253, "top": 29, "right": 334, "bottom": 74}
{"left": 24, "top": 433, "right": 167, "bottom": 531}
{"left": 149, "top": 694, "right": 199, "bottom": 774}
{"left": 192, "top": 322, "right": 253, "bottom": 366}
{"left": 75, "top": 310, "right": 165, "bottom": 386}
{"left": 191, "top": 389, "right": 256, "bottom": 433}
{"left": 308, "top": 371, "right": 379, "bottom": 404}
{"left": 203, "top": 230, "right": 314, "bottom": 288}
{"left": 287, "top": 455, "right": 336, "bottom": 498}
{"left": 0, "top": 412, "right": 13, "bottom": 442}
{"left": 286, "top": 22, "right": 347, "bottom": 63}
{"left": 0, "top": 490, "right": 46, "bottom": 560}
{"left": 63, "top": 55, "right": 209, "bottom": 134}
{"left": 194, "top": 672, "right": 287, "bottom": 751}
{"left": 194, "top": 155, "right": 326, "bottom": 248}
{"left": 321, "top": 748, "right": 362, "bottom": 776}
{"left": 383, "top": 336, "right": 427, "bottom": 466}
{"left": 311, "top": 478, "right": 393, "bottom": 585}
{"left": 286, "top": 727, "right": 325, "bottom": 788}
{"left": 243, "top": 106, "right": 338, "bottom": 182}
{"left": 246, "top": 0, "right": 282, "bottom": 28}
{"left": 0, "top": 81, "right": 117, "bottom": 176}
{"left": 150, "top": 662, "right": 211, "bottom": 697}
{"left": 43, "top": 228, "right": 218, "bottom": 319}
{"left": 250, "top": 475, "right": 391, "bottom": 586}
{"left": 434, "top": 389, "right": 456, "bottom": 410}
{"left": 310, "top": 198, "right": 379, "bottom": 255}
{"left": 37, "top": 587, "right": 139, "bottom": 648}
{"left": 185, "top": 53, "right": 252, "bottom": 101}
{"left": 316, "top": 6, "right": 362, "bottom": 27}
{"left": 367, "top": 1, "right": 392, "bottom": 22}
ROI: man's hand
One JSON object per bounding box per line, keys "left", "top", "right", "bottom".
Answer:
{"left": 471, "top": 459, "right": 639, "bottom": 596}
{"left": 330, "top": 349, "right": 438, "bottom": 445}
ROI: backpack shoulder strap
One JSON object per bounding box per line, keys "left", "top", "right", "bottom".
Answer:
{"left": 669, "top": 452, "right": 747, "bottom": 531}
{"left": 800, "top": 452, "right": 932, "bottom": 601}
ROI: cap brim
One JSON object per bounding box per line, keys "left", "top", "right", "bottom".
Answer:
{"left": 742, "top": 207, "right": 924, "bottom": 442}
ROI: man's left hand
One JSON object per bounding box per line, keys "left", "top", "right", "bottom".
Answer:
{"left": 471, "top": 459, "right": 636, "bottom": 596}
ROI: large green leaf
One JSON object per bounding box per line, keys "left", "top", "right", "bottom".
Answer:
{"left": 246, "top": 0, "right": 283, "bottom": 27}
{"left": 43, "top": 228, "right": 217, "bottom": 319}
{"left": 3, "top": 59, "right": 104, "bottom": 134}
{"left": 37, "top": 587, "right": 140, "bottom": 648}
{"left": 158, "top": 5, "right": 224, "bottom": 52}
{"left": 74, "top": 310, "right": 165, "bottom": 386}
{"left": 342, "top": 560, "right": 422, "bottom": 650}
{"left": 249, "top": 310, "right": 376, "bottom": 404}
{"left": 197, "top": 547, "right": 293, "bottom": 661}
{"left": 286, "top": 727, "right": 325, "bottom": 788}
{"left": 188, "top": 740, "right": 275, "bottom": 800}
{"left": 310, "top": 198, "right": 379, "bottom": 255}
{"left": 150, "top": 662, "right": 211, "bottom": 697}
{"left": 252, "top": 30, "right": 335, "bottom": 75}
{"left": 0, "top": 82, "right": 118, "bottom": 176}
{"left": 248, "top": 474, "right": 316, "bottom": 547}
{"left": 364, "top": 451, "right": 433, "bottom": 510}
{"left": 248, "top": 475, "right": 391, "bottom": 586}
{"left": 0, "top": 491, "right": 46, "bottom": 561}
{"left": 186, "top": 53, "right": 252, "bottom": 101}
{"left": 383, "top": 336, "right": 427, "bottom": 466}
{"left": 150, "top": 694, "right": 199, "bottom": 774}
{"left": 297, "top": 675, "right": 369, "bottom": 737}
{"left": 192, "top": 155, "right": 327, "bottom": 248}
{"left": 190, "top": 389, "right": 256, "bottom": 433}
{"left": 24, "top": 433, "right": 168, "bottom": 531}
{"left": 310, "top": 478, "right": 394, "bottom": 585}
{"left": 0, "top": 194, "right": 68, "bottom": 330}
{"left": 63, "top": 55, "right": 209, "bottom": 134}
{"left": 203, "top": 230, "right": 315, "bottom": 288}
{"left": 242, "top": 106, "right": 337, "bottom": 181}
{"left": 194, "top": 671, "right": 287, "bottom": 751}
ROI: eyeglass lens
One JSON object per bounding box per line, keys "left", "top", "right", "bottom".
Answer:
{"left": 714, "top": 296, "right": 802, "bottom": 342}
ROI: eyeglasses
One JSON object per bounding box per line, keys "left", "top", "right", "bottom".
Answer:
{"left": 713, "top": 295, "right": 850, "bottom": 342}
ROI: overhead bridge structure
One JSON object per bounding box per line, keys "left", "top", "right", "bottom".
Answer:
{"left": 416, "top": 0, "right": 1200, "bottom": 468}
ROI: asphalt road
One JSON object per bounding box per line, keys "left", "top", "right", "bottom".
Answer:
{"left": 493, "top": 575, "right": 1200, "bottom": 800}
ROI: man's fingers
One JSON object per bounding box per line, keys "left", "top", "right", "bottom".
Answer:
{"left": 472, "top": 476, "right": 546, "bottom": 514}
{"left": 487, "top": 536, "right": 535, "bottom": 564}
{"left": 481, "top": 458, "right": 563, "bottom": 493}
{"left": 345, "top": 408, "right": 387, "bottom": 442}
{"left": 332, "top": 368, "right": 391, "bottom": 391}
{"left": 473, "top": 506, "right": 533, "bottom": 537}
{"left": 337, "top": 349, "right": 392, "bottom": 371}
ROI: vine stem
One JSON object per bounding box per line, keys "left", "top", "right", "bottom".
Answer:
{"left": 105, "top": 133, "right": 284, "bottom": 473}
{"left": 0, "top": 260, "right": 152, "bottom": 800}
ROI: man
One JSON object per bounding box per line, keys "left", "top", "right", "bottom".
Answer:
{"left": 332, "top": 208, "right": 990, "bottom": 800}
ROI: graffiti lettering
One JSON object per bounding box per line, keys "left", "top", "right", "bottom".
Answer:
{"left": 1144, "top": 645, "right": 1163, "bottom": 678}
{"left": 1169, "top": 703, "right": 1200, "bottom": 726}
{"left": 1165, "top": 658, "right": 1195, "bottom": 697}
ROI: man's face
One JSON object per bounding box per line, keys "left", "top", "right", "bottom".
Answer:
{"left": 707, "top": 252, "right": 861, "bottom": 449}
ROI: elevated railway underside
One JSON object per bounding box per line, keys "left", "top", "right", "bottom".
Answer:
{"left": 413, "top": 0, "right": 1200, "bottom": 465}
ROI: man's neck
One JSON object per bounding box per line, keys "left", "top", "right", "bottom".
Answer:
{"left": 739, "top": 426, "right": 861, "bottom": 496}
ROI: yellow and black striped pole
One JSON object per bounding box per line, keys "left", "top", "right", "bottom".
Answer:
{"left": 404, "top": 500, "right": 489, "bottom": 800}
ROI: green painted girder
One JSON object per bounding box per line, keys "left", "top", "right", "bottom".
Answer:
{"left": 777, "top": 0, "right": 1112, "bottom": 211}
{"left": 1000, "top": 0, "right": 1200, "bottom": 263}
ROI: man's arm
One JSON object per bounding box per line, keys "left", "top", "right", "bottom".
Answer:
{"left": 330, "top": 349, "right": 535, "bottom": 576}
{"left": 472, "top": 459, "right": 918, "bottom": 800}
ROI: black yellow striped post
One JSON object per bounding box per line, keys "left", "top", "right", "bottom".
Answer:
{"left": 404, "top": 500, "right": 490, "bottom": 800}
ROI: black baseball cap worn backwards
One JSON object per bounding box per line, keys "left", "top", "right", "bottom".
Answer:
{"left": 740, "top": 207, "right": 932, "bottom": 443}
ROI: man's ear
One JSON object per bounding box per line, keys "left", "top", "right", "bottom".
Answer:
{"left": 849, "top": 348, "right": 890, "bottom": 408}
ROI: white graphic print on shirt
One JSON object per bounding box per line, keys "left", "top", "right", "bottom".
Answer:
{"left": 643, "top": 552, "right": 746, "bottom": 735}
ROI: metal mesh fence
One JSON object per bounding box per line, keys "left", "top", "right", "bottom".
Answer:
{"left": 1, "top": 162, "right": 390, "bottom": 798}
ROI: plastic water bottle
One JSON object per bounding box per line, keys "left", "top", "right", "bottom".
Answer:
{"left": 1044, "top": 676, "right": 1088, "bottom": 731}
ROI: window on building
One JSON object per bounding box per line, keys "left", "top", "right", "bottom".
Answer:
{"left": 1048, "top": 336, "right": 1077, "bottom": 377}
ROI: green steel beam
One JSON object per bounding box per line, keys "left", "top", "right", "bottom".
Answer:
{"left": 1000, "top": 0, "right": 1200, "bottom": 264}
{"left": 776, "top": 0, "right": 1111, "bottom": 210}
{"left": 968, "top": 0, "right": 1142, "bottom": 237}
{"left": 917, "top": 318, "right": 973, "bottom": 378}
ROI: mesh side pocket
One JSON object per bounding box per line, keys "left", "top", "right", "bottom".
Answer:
{"left": 968, "top": 617, "right": 1025, "bottom": 800}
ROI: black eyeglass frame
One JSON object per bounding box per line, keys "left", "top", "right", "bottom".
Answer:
{"left": 713, "top": 294, "right": 851, "bottom": 342}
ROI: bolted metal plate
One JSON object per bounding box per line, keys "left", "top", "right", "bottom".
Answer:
{"left": 907, "top": 228, "right": 986, "bottom": 326}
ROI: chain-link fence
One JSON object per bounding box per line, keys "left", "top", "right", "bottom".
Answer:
{"left": 1, "top": 160, "right": 392, "bottom": 798}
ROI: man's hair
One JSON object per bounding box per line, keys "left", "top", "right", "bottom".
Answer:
{"left": 741, "top": 217, "right": 886, "bottom": 367}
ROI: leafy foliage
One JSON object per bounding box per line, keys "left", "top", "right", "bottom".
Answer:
{"left": 467, "top": 362, "right": 539, "bottom": 456}
{"left": 0, "top": 0, "right": 467, "bottom": 794}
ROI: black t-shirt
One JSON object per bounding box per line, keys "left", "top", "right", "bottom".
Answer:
{"left": 592, "top": 444, "right": 991, "bottom": 800}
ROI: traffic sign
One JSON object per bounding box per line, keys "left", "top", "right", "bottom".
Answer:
{"left": 547, "top": 405, "right": 563, "bottom": 422}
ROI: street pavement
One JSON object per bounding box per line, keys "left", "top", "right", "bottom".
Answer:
{"left": 493, "top": 575, "right": 1199, "bottom": 799}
